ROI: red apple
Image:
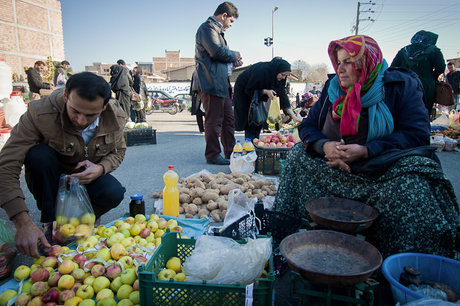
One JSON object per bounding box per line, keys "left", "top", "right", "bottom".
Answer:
{"left": 48, "top": 245, "right": 64, "bottom": 257}
{"left": 139, "top": 228, "right": 151, "bottom": 238}
{"left": 287, "top": 142, "right": 295, "bottom": 147}
{"left": 73, "top": 254, "right": 87, "bottom": 268}
{"left": 31, "top": 268, "right": 50, "bottom": 283}
{"left": 42, "top": 288, "right": 60, "bottom": 303}
{"left": 105, "top": 264, "right": 122, "bottom": 280}
{"left": 48, "top": 272, "right": 62, "bottom": 287}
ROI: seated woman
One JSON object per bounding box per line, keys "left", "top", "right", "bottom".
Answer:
{"left": 233, "top": 57, "right": 301, "bottom": 141}
{"left": 274, "top": 35, "right": 459, "bottom": 259}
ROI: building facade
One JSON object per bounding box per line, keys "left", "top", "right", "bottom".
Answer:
{"left": 0, "top": 0, "right": 64, "bottom": 79}
{"left": 153, "top": 50, "right": 194, "bottom": 78}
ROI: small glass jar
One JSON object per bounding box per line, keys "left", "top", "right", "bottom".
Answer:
{"left": 129, "top": 193, "right": 145, "bottom": 217}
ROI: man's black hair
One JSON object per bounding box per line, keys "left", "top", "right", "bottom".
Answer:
{"left": 214, "top": 2, "right": 238, "bottom": 18}
{"left": 447, "top": 62, "right": 455, "bottom": 66}
{"left": 61, "top": 60, "right": 70, "bottom": 66}
{"left": 117, "top": 59, "right": 126, "bottom": 65}
{"left": 65, "top": 72, "right": 111, "bottom": 105}
{"left": 34, "top": 61, "right": 46, "bottom": 66}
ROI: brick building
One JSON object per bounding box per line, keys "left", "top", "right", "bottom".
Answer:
{"left": 153, "top": 50, "right": 194, "bottom": 78}
{"left": 0, "top": 0, "right": 64, "bottom": 79}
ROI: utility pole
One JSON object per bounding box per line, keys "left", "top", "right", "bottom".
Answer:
{"left": 354, "top": 1, "right": 375, "bottom": 35}
{"left": 272, "top": 6, "right": 278, "bottom": 58}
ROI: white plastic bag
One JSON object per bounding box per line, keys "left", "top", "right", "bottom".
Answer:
{"left": 229, "top": 151, "right": 257, "bottom": 174}
{"left": 431, "top": 114, "right": 450, "bottom": 127}
{"left": 4, "top": 97, "right": 27, "bottom": 127}
{"left": 430, "top": 136, "right": 445, "bottom": 152}
{"left": 224, "top": 189, "right": 258, "bottom": 228}
{"left": 182, "top": 235, "right": 271, "bottom": 285}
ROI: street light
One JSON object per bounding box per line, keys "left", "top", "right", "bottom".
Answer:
{"left": 272, "top": 6, "right": 278, "bottom": 58}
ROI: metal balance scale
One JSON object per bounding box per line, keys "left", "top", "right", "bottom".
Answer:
{"left": 279, "top": 197, "right": 382, "bottom": 306}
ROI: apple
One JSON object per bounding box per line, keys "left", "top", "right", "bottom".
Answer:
{"left": 117, "top": 284, "right": 133, "bottom": 300}
{"left": 154, "top": 229, "right": 165, "bottom": 238}
{"left": 26, "top": 296, "right": 43, "bottom": 306}
{"left": 31, "top": 268, "right": 50, "bottom": 283}
{"left": 56, "top": 215, "right": 68, "bottom": 226}
{"left": 42, "top": 288, "right": 60, "bottom": 303}
{"left": 120, "top": 268, "right": 136, "bottom": 285}
{"left": 30, "top": 281, "right": 49, "bottom": 296}
{"left": 42, "top": 256, "right": 58, "bottom": 269}
{"left": 71, "top": 282, "right": 82, "bottom": 294}
{"left": 68, "top": 217, "right": 80, "bottom": 227}
{"left": 60, "top": 223, "right": 76, "bottom": 238}
{"left": 80, "top": 212, "right": 96, "bottom": 225}
{"left": 75, "top": 224, "right": 91, "bottom": 238}
{"left": 106, "top": 232, "right": 124, "bottom": 247}
{"left": 132, "top": 279, "right": 139, "bottom": 291}
{"left": 71, "top": 268, "right": 86, "bottom": 282}
{"left": 118, "top": 256, "right": 134, "bottom": 269}
{"left": 129, "top": 224, "right": 141, "bottom": 236}
{"left": 91, "top": 264, "right": 106, "bottom": 277}
{"left": 83, "top": 261, "right": 96, "bottom": 271}
{"left": 95, "top": 247, "right": 111, "bottom": 261}
{"left": 157, "top": 269, "right": 176, "bottom": 281}
{"left": 79, "top": 299, "right": 96, "bottom": 306}
{"left": 287, "top": 141, "right": 295, "bottom": 147}
{"left": 101, "top": 227, "right": 115, "bottom": 238}
{"left": 14, "top": 265, "right": 31, "bottom": 282}
{"left": 58, "top": 259, "right": 75, "bottom": 274}
{"left": 148, "top": 214, "right": 159, "bottom": 222}
{"left": 166, "top": 219, "right": 178, "bottom": 229}
{"left": 64, "top": 296, "right": 82, "bottom": 306}
{"left": 98, "top": 297, "right": 117, "bottom": 306}
{"left": 166, "top": 257, "right": 182, "bottom": 273}
{"left": 21, "top": 280, "right": 32, "bottom": 294}
{"left": 48, "top": 245, "right": 64, "bottom": 257}
{"left": 83, "top": 275, "right": 95, "bottom": 286}
{"left": 139, "top": 228, "right": 151, "bottom": 238}
{"left": 110, "top": 243, "right": 127, "bottom": 260}
{"left": 156, "top": 218, "right": 167, "bottom": 230}
{"left": 118, "top": 299, "right": 134, "bottom": 306}
{"left": 121, "top": 237, "right": 136, "bottom": 248}
{"left": 110, "top": 276, "right": 123, "bottom": 292}
{"left": 134, "top": 214, "right": 146, "bottom": 223}
{"left": 174, "top": 272, "right": 186, "bottom": 282}
{"left": 119, "top": 229, "right": 131, "bottom": 238}
{"left": 105, "top": 263, "right": 122, "bottom": 279}
{"left": 76, "top": 284, "right": 94, "bottom": 300}
{"left": 92, "top": 276, "right": 110, "bottom": 293}
{"left": 47, "top": 272, "right": 62, "bottom": 287}
{"left": 59, "top": 289, "right": 75, "bottom": 304}
{"left": 72, "top": 253, "right": 87, "bottom": 268}
{"left": 129, "top": 291, "right": 140, "bottom": 305}
{"left": 15, "top": 292, "right": 31, "bottom": 306}
{"left": 95, "top": 288, "right": 114, "bottom": 302}
{"left": 124, "top": 217, "right": 135, "bottom": 224}
{"left": 58, "top": 274, "right": 75, "bottom": 290}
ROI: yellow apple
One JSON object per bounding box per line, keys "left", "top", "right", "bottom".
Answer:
{"left": 68, "top": 217, "right": 80, "bottom": 227}
{"left": 174, "top": 272, "right": 186, "bottom": 282}
{"left": 80, "top": 212, "right": 96, "bottom": 225}
{"left": 157, "top": 269, "right": 176, "bottom": 281}
{"left": 148, "top": 214, "right": 159, "bottom": 222}
{"left": 129, "top": 224, "right": 141, "bottom": 236}
{"left": 166, "top": 257, "right": 182, "bottom": 273}
{"left": 134, "top": 214, "right": 146, "bottom": 223}
{"left": 60, "top": 224, "right": 76, "bottom": 238}
{"left": 75, "top": 224, "right": 91, "bottom": 238}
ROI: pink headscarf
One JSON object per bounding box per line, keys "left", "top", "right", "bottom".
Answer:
{"left": 327, "top": 35, "right": 383, "bottom": 136}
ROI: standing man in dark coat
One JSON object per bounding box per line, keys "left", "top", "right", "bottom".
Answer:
{"left": 109, "top": 59, "right": 133, "bottom": 120}
{"left": 26, "top": 61, "right": 54, "bottom": 101}
{"left": 193, "top": 1, "right": 243, "bottom": 165}
{"left": 446, "top": 62, "right": 460, "bottom": 111}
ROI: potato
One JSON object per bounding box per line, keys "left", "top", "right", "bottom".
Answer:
{"left": 255, "top": 193, "right": 264, "bottom": 201}
{"left": 218, "top": 199, "right": 227, "bottom": 211}
{"left": 191, "top": 187, "right": 205, "bottom": 199}
{"left": 186, "top": 177, "right": 206, "bottom": 189}
{"left": 198, "top": 208, "right": 210, "bottom": 219}
{"left": 200, "top": 174, "right": 212, "bottom": 183}
{"left": 179, "top": 187, "right": 190, "bottom": 195}
{"left": 192, "top": 197, "right": 203, "bottom": 205}
{"left": 211, "top": 210, "right": 221, "bottom": 222}
{"left": 253, "top": 180, "right": 265, "bottom": 189}
{"left": 220, "top": 209, "right": 227, "bottom": 220}
{"left": 185, "top": 203, "right": 199, "bottom": 215}
{"left": 233, "top": 177, "right": 245, "bottom": 185}
{"left": 179, "top": 206, "right": 185, "bottom": 214}
{"left": 219, "top": 184, "right": 238, "bottom": 195}
{"left": 202, "top": 190, "right": 219, "bottom": 203}
{"left": 179, "top": 193, "right": 191, "bottom": 204}
{"left": 185, "top": 213, "right": 194, "bottom": 219}
{"left": 206, "top": 201, "right": 218, "bottom": 211}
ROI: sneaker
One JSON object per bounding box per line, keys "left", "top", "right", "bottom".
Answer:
{"left": 207, "top": 156, "right": 230, "bottom": 165}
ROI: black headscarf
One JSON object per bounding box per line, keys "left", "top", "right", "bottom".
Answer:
{"left": 405, "top": 30, "right": 439, "bottom": 59}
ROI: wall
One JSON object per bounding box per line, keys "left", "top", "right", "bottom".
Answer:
{"left": 0, "top": 0, "right": 64, "bottom": 79}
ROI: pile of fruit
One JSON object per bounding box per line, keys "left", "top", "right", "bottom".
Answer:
{"left": 253, "top": 132, "right": 298, "bottom": 148}
{"left": 156, "top": 257, "right": 186, "bottom": 282}
{"left": 431, "top": 128, "right": 460, "bottom": 140}
{"left": 53, "top": 212, "right": 96, "bottom": 244}
{"left": 152, "top": 172, "right": 277, "bottom": 222}
{"left": 2, "top": 213, "right": 184, "bottom": 306}
{"left": 124, "top": 122, "right": 149, "bottom": 130}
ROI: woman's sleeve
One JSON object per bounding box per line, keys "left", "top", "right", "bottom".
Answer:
{"left": 276, "top": 83, "right": 291, "bottom": 110}
{"left": 366, "top": 73, "right": 430, "bottom": 157}
{"left": 432, "top": 47, "right": 446, "bottom": 80}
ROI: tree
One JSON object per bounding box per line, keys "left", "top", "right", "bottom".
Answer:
{"left": 292, "top": 60, "right": 329, "bottom": 83}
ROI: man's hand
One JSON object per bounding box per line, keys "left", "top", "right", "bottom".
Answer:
{"left": 13, "top": 212, "right": 50, "bottom": 258}
{"left": 234, "top": 51, "right": 243, "bottom": 67}
{"left": 70, "top": 160, "right": 104, "bottom": 184}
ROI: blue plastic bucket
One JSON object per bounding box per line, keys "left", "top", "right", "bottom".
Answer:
{"left": 382, "top": 253, "right": 460, "bottom": 304}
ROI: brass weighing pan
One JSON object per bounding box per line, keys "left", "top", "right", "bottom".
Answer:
{"left": 306, "top": 197, "right": 379, "bottom": 232}
{"left": 280, "top": 230, "right": 382, "bottom": 286}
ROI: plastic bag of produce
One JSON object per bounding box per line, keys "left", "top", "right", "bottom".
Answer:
{"left": 430, "top": 135, "right": 445, "bottom": 152}
{"left": 224, "top": 189, "right": 258, "bottom": 229}
{"left": 229, "top": 151, "right": 257, "bottom": 174}
{"left": 54, "top": 175, "right": 95, "bottom": 243}
{"left": 267, "top": 97, "right": 282, "bottom": 124}
{"left": 182, "top": 235, "right": 271, "bottom": 285}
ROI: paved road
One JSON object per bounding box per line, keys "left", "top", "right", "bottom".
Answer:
{"left": 1, "top": 110, "right": 459, "bottom": 269}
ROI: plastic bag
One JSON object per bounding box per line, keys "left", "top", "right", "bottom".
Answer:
{"left": 430, "top": 136, "right": 445, "bottom": 152}
{"left": 132, "top": 100, "right": 144, "bottom": 111}
{"left": 267, "top": 97, "right": 282, "bottom": 124}
{"left": 431, "top": 113, "right": 450, "bottom": 128}
{"left": 182, "top": 235, "right": 271, "bottom": 285}
{"left": 229, "top": 151, "right": 257, "bottom": 174}
{"left": 4, "top": 97, "right": 27, "bottom": 127}
{"left": 224, "top": 189, "right": 258, "bottom": 228}
{"left": 248, "top": 92, "right": 268, "bottom": 126}
{"left": 54, "top": 175, "right": 95, "bottom": 243}
{"left": 56, "top": 73, "right": 67, "bottom": 88}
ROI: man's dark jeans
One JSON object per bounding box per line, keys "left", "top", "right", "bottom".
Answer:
{"left": 24, "top": 144, "right": 126, "bottom": 223}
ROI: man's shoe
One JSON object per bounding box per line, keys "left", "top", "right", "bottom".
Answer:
{"left": 207, "top": 156, "right": 230, "bottom": 165}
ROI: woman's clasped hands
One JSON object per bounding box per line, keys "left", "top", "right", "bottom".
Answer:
{"left": 323, "top": 140, "right": 368, "bottom": 172}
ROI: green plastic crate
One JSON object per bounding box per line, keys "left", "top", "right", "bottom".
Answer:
{"left": 138, "top": 232, "right": 275, "bottom": 305}
{"left": 254, "top": 146, "right": 291, "bottom": 176}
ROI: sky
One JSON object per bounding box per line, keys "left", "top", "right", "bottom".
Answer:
{"left": 60, "top": 0, "right": 460, "bottom": 74}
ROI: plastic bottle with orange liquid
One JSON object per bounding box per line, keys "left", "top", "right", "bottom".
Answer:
{"left": 162, "top": 165, "right": 179, "bottom": 217}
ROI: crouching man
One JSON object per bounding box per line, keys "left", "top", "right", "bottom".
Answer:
{"left": 0, "top": 72, "right": 127, "bottom": 257}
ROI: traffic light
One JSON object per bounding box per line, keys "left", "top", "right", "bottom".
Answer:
{"left": 264, "top": 37, "right": 273, "bottom": 47}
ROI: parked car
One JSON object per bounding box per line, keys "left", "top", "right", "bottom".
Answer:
{"left": 146, "top": 90, "right": 187, "bottom": 114}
